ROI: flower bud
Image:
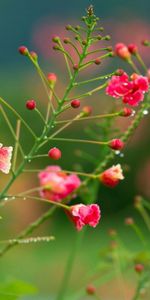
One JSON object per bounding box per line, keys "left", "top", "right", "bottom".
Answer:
{"left": 115, "top": 69, "right": 124, "bottom": 76}
{"left": 53, "top": 45, "right": 60, "bottom": 51}
{"left": 82, "top": 106, "right": 92, "bottom": 116}
{"left": 52, "top": 36, "right": 60, "bottom": 43}
{"left": 141, "top": 39, "right": 149, "bottom": 46}
{"left": 48, "top": 147, "right": 61, "bottom": 160}
{"left": 115, "top": 43, "right": 131, "bottom": 60}
{"left": 108, "top": 228, "right": 117, "bottom": 237}
{"left": 18, "top": 46, "right": 28, "bottom": 56}
{"left": 63, "top": 38, "right": 70, "bottom": 44}
{"left": 71, "top": 99, "right": 80, "bottom": 108}
{"left": 26, "top": 100, "right": 36, "bottom": 110}
{"left": 99, "top": 164, "right": 124, "bottom": 188}
{"left": 94, "top": 58, "right": 101, "bottom": 65}
{"left": 125, "top": 217, "right": 134, "bottom": 225}
{"left": 86, "top": 284, "right": 96, "bottom": 295}
{"left": 66, "top": 24, "right": 72, "bottom": 30}
{"left": 30, "top": 51, "right": 38, "bottom": 60}
{"left": 105, "top": 35, "right": 111, "bottom": 41}
{"left": 134, "top": 264, "right": 144, "bottom": 273}
{"left": 73, "top": 64, "right": 79, "bottom": 70}
{"left": 47, "top": 73, "right": 57, "bottom": 87}
{"left": 108, "top": 139, "right": 124, "bottom": 150}
{"left": 82, "top": 40, "right": 87, "bottom": 45}
{"left": 128, "top": 44, "right": 138, "bottom": 55}
{"left": 120, "top": 107, "right": 133, "bottom": 117}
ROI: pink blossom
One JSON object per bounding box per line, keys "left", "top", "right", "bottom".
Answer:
{"left": 99, "top": 164, "right": 124, "bottom": 188}
{"left": 106, "top": 72, "right": 149, "bottom": 106}
{"left": 69, "top": 204, "right": 101, "bottom": 231}
{"left": 0, "top": 143, "right": 13, "bottom": 174}
{"left": 38, "top": 166, "right": 81, "bottom": 202}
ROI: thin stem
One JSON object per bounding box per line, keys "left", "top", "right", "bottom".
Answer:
{"left": 67, "top": 40, "right": 81, "bottom": 57}
{"left": 35, "top": 108, "right": 46, "bottom": 124}
{"left": 0, "top": 97, "right": 37, "bottom": 139}
{"left": 135, "top": 53, "right": 148, "bottom": 72}
{"left": 79, "top": 53, "right": 111, "bottom": 70}
{"left": 74, "top": 72, "right": 115, "bottom": 86}
{"left": 131, "top": 223, "right": 146, "bottom": 246}
{"left": 86, "top": 47, "right": 112, "bottom": 56}
{"left": 23, "top": 169, "right": 97, "bottom": 178}
{"left": 12, "top": 120, "right": 21, "bottom": 171}
{"left": 136, "top": 205, "right": 150, "bottom": 231}
{"left": 45, "top": 91, "right": 53, "bottom": 124}
{"left": 0, "top": 106, "right": 24, "bottom": 157}
{"left": 66, "top": 82, "right": 107, "bottom": 101}
{"left": 58, "top": 40, "right": 73, "bottom": 77}
{"left": 56, "top": 111, "right": 119, "bottom": 124}
{"left": 128, "top": 59, "right": 140, "bottom": 74}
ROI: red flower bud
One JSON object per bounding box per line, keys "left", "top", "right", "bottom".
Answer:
{"left": 18, "top": 46, "right": 28, "bottom": 56}
{"left": 63, "top": 38, "right": 70, "bottom": 44}
{"left": 86, "top": 284, "right": 96, "bottom": 295}
{"left": 47, "top": 73, "right": 57, "bottom": 86}
{"left": 73, "top": 64, "right": 79, "bottom": 70}
{"left": 108, "top": 139, "right": 124, "bottom": 150}
{"left": 94, "top": 58, "right": 101, "bottom": 65}
{"left": 82, "top": 106, "right": 92, "bottom": 116}
{"left": 120, "top": 107, "right": 133, "bottom": 117}
{"left": 134, "top": 264, "right": 144, "bottom": 273}
{"left": 30, "top": 51, "right": 38, "bottom": 60}
{"left": 125, "top": 217, "right": 134, "bottom": 225}
{"left": 115, "top": 69, "right": 124, "bottom": 76}
{"left": 71, "top": 99, "right": 80, "bottom": 108}
{"left": 115, "top": 43, "right": 131, "bottom": 60}
{"left": 26, "top": 100, "right": 36, "bottom": 110}
{"left": 48, "top": 147, "right": 62, "bottom": 160}
{"left": 128, "top": 44, "right": 138, "bottom": 55}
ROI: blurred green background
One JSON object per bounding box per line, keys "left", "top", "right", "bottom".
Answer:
{"left": 0, "top": 0, "right": 150, "bottom": 299}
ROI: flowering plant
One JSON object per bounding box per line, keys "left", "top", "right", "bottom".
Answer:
{"left": 1, "top": 5, "right": 150, "bottom": 300}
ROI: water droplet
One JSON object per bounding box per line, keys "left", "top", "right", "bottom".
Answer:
{"left": 23, "top": 197, "right": 26, "bottom": 200}
{"left": 131, "top": 110, "right": 136, "bottom": 117}
{"left": 44, "top": 135, "right": 48, "bottom": 140}
{"left": 120, "top": 153, "right": 124, "bottom": 158}
{"left": 51, "top": 125, "right": 55, "bottom": 128}
{"left": 115, "top": 150, "right": 120, "bottom": 155}
{"left": 28, "top": 159, "right": 31, "bottom": 163}
{"left": 143, "top": 109, "right": 149, "bottom": 115}
{"left": 4, "top": 197, "right": 8, "bottom": 201}
{"left": 105, "top": 76, "right": 108, "bottom": 79}
{"left": 12, "top": 196, "right": 15, "bottom": 200}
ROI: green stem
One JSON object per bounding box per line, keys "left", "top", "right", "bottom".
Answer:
{"left": 74, "top": 71, "right": 115, "bottom": 86}
{"left": 0, "top": 97, "right": 37, "bottom": 139}
{"left": 12, "top": 120, "right": 21, "bottom": 171}
{"left": 135, "top": 53, "right": 147, "bottom": 72}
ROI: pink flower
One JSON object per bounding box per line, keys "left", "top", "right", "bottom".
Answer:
{"left": 38, "top": 166, "right": 81, "bottom": 202}
{"left": 106, "top": 72, "right": 149, "bottom": 106}
{"left": 69, "top": 204, "right": 101, "bottom": 231}
{"left": 115, "top": 43, "right": 131, "bottom": 60}
{"left": 99, "top": 164, "right": 124, "bottom": 188}
{"left": 0, "top": 143, "right": 13, "bottom": 174}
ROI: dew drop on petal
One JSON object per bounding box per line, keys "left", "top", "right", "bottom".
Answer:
{"left": 115, "top": 150, "right": 120, "bottom": 155}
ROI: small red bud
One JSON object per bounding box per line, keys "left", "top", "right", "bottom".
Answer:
{"left": 108, "top": 139, "right": 124, "bottom": 150}
{"left": 26, "top": 100, "right": 36, "bottom": 110}
{"left": 120, "top": 107, "right": 133, "bottom": 117}
{"left": 128, "top": 44, "right": 138, "bottom": 55}
{"left": 48, "top": 147, "right": 61, "bottom": 160}
{"left": 134, "top": 264, "right": 144, "bottom": 273}
{"left": 73, "top": 64, "right": 79, "bottom": 70}
{"left": 18, "top": 46, "right": 28, "bottom": 55}
{"left": 115, "top": 69, "right": 124, "bottom": 76}
{"left": 82, "top": 106, "right": 92, "bottom": 116}
{"left": 47, "top": 73, "right": 57, "bottom": 86}
{"left": 94, "top": 58, "right": 101, "bottom": 65}
{"left": 30, "top": 51, "right": 38, "bottom": 60}
{"left": 108, "top": 228, "right": 117, "bottom": 237}
{"left": 125, "top": 217, "right": 134, "bottom": 225}
{"left": 71, "top": 99, "right": 80, "bottom": 108}
{"left": 115, "top": 43, "right": 131, "bottom": 60}
{"left": 63, "top": 38, "right": 70, "bottom": 44}
{"left": 86, "top": 284, "right": 96, "bottom": 295}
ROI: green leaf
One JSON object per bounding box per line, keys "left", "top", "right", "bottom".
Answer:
{"left": 0, "top": 280, "right": 37, "bottom": 300}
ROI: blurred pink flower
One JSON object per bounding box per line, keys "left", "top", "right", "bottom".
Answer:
{"left": 38, "top": 166, "right": 81, "bottom": 202}
{"left": 69, "top": 203, "right": 101, "bottom": 231}
{"left": 0, "top": 143, "right": 13, "bottom": 174}
{"left": 99, "top": 164, "right": 124, "bottom": 188}
{"left": 106, "top": 72, "right": 149, "bottom": 106}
